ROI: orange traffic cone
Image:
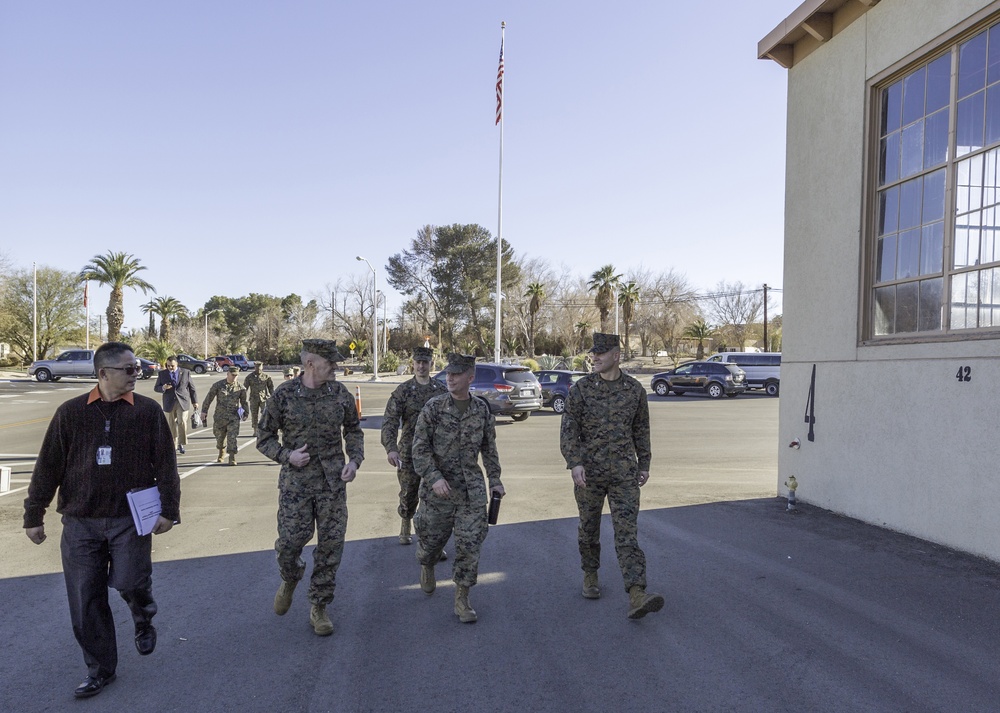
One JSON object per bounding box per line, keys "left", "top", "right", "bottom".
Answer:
{"left": 355, "top": 386, "right": 363, "bottom": 420}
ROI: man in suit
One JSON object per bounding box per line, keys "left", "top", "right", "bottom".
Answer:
{"left": 154, "top": 356, "right": 199, "bottom": 455}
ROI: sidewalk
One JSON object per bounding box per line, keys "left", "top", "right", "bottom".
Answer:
{"left": 2, "top": 499, "right": 999, "bottom": 711}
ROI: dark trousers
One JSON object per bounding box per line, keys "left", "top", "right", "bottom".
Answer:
{"left": 61, "top": 515, "right": 157, "bottom": 678}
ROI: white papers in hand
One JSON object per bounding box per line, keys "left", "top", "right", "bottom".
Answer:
{"left": 127, "top": 486, "right": 162, "bottom": 536}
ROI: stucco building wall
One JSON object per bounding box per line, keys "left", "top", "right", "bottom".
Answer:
{"left": 771, "top": 0, "right": 1000, "bottom": 560}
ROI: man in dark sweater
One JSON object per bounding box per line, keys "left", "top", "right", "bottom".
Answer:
{"left": 23, "top": 341, "right": 181, "bottom": 699}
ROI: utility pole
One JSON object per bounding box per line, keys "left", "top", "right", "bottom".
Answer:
{"left": 763, "top": 284, "right": 769, "bottom": 351}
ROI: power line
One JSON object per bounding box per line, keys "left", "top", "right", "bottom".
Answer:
{"left": 531, "top": 286, "right": 782, "bottom": 311}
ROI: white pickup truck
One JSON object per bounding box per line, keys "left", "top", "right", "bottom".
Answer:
{"left": 28, "top": 349, "right": 96, "bottom": 382}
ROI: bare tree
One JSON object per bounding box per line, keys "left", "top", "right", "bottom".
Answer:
{"left": 708, "top": 281, "right": 764, "bottom": 350}
{"left": 631, "top": 270, "right": 699, "bottom": 356}
{"left": 504, "top": 256, "right": 555, "bottom": 356}
{"left": 319, "top": 276, "right": 374, "bottom": 348}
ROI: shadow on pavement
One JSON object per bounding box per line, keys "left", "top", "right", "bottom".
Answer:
{"left": 3, "top": 498, "right": 999, "bottom": 712}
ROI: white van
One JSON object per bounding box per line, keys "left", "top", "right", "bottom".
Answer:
{"left": 706, "top": 352, "right": 781, "bottom": 395}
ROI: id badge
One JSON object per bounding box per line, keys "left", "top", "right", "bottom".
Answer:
{"left": 96, "top": 446, "right": 112, "bottom": 466}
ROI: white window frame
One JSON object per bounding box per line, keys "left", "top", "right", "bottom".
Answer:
{"left": 863, "top": 5, "right": 1000, "bottom": 344}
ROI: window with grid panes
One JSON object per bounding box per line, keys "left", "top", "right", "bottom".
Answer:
{"left": 872, "top": 19, "right": 1000, "bottom": 337}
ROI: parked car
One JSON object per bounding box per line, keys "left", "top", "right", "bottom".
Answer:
{"left": 706, "top": 352, "right": 781, "bottom": 396}
{"left": 136, "top": 358, "right": 160, "bottom": 380}
{"left": 211, "top": 356, "right": 235, "bottom": 370}
{"left": 28, "top": 349, "right": 96, "bottom": 382}
{"left": 176, "top": 354, "right": 217, "bottom": 374}
{"left": 434, "top": 363, "right": 542, "bottom": 421}
{"left": 651, "top": 361, "right": 747, "bottom": 399}
{"left": 533, "top": 369, "right": 587, "bottom": 414}
{"left": 227, "top": 354, "right": 255, "bottom": 371}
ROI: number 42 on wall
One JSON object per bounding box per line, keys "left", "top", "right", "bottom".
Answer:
{"left": 956, "top": 366, "right": 972, "bottom": 382}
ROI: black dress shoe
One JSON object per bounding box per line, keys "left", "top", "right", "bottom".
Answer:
{"left": 74, "top": 673, "right": 116, "bottom": 699}
{"left": 135, "top": 624, "right": 157, "bottom": 655}
{"left": 178, "top": 445, "right": 185, "bottom": 454}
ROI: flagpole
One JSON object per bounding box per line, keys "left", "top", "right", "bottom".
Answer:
{"left": 494, "top": 21, "right": 505, "bottom": 364}
{"left": 85, "top": 281, "right": 90, "bottom": 349}
{"left": 32, "top": 262, "right": 37, "bottom": 361}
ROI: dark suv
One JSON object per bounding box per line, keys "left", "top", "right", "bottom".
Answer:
{"left": 435, "top": 363, "right": 542, "bottom": 421}
{"left": 533, "top": 370, "right": 587, "bottom": 414}
{"left": 651, "top": 361, "right": 747, "bottom": 399}
{"left": 176, "top": 354, "right": 217, "bottom": 374}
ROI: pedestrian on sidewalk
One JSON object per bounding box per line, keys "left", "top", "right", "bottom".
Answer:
{"left": 201, "top": 366, "right": 249, "bottom": 466}
{"left": 154, "top": 356, "right": 198, "bottom": 454}
{"left": 411, "top": 353, "right": 504, "bottom": 624}
{"left": 380, "top": 346, "right": 447, "bottom": 546}
{"left": 560, "top": 332, "right": 664, "bottom": 619}
{"left": 256, "top": 339, "right": 364, "bottom": 636}
{"left": 23, "top": 341, "right": 180, "bottom": 699}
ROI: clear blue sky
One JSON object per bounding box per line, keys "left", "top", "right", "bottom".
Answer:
{"left": 0, "top": 0, "right": 794, "bottom": 333}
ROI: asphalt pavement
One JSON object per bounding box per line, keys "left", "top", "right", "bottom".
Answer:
{"left": 1, "top": 372, "right": 998, "bottom": 712}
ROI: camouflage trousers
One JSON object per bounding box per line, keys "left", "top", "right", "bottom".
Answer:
{"left": 249, "top": 401, "right": 265, "bottom": 431}
{"left": 574, "top": 476, "right": 647, "bottom": 592}
{"left": 213, "top": 416, "right": 241, "bottom": 454}
{"left": 275, "top": 487, "right": 348, "bottom": 606}
{"left": 414, "top": 490, "right": 488, "bottom": 588}
{"left": 396, "top": 463, "right": 420, "bottom": 520}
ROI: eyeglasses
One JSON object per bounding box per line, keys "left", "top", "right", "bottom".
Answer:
{"left": 104, "top": 364, "right": 142, "bottom": 376}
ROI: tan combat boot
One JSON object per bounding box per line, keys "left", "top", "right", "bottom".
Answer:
{"left": 216, "top": 449, "right": 224, "bottom": 463}
{"left": 420, "top": 563, "right": 436, "bottom": 595}
{"left": 582, "top": 571, "right": 601, "bottom": 599}
{"left": 399, "top": 518, "right": 412, "bottom": 545}
{"left": 310, "top": 605, "right": 334, "bottom": 636}
{"left": 273, "top": 579, "right": 297, "bottom": 615}
{"left": 228, "top": 453, "right": 237, "bottom": 466}
{"left": 627, "top": 585, "right": 665, "bottom": 620}
{"left": 454, "top": 585, "right": 477, "bottom": 623}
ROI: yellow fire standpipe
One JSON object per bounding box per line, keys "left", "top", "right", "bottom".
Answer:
{"left": 785, "top": 475, "right": 798, "bottom": 512}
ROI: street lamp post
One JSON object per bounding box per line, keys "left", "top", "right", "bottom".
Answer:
{"left": 377, "top": 289, "right": 388, "bottom": 355}
{"left": 355, "top": 256, "right": 380, "bottom": 381}
{"left": 204, "top": 309, "right": 221, "bottom": 359}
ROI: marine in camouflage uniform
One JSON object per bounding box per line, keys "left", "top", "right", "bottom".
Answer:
{"left": 381, "top": 346, "right": 447, "bottom": 544}
{"left": 411, "top": 353, "right": 503, "bottom": 624}
{"left": 256, "top": 339, "right": 363, "bottom": 636}
{"left": 243, "top": 362, "right": 274, "bottom": 432}
{"left": 200, "top": 367, "right": 249, "bottom": 465}
{"left": 560, "top": 332, "right": 664, "bottom": 620}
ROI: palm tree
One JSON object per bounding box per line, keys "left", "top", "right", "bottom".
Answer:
{"left": 575, "top": 321, "right": 591, "bottom": 353}
{"left": 134, "top": 338, "right": 177, "bottom": 366}
{"left": 618, "top": 281, "right": 640, "bottom": 360}
{"left": 683, "top": 319, "right": 714, "bottom": 360}
{"left": 524, "top": 282, "right": 545, "bottom": 357}
{"left": 151, "top": 296, "right": 188, "bottom": 343}
{"left": 587, "top": 264, "right": 622, "bottom": 333}
{"left": 78, "top": 252, "right": 155, "bottom": 342}
{"left": 140, "top": 299, "right": 157, "bottom": 338}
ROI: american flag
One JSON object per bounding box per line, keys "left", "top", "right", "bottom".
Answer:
{"left": 495, "top": 38, "right": 504, "bottom": 125}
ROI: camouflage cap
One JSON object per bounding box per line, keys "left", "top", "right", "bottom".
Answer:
{"left": 302, "top": 339, "right": 346, "bottom": 363}
{"left": 443, "top": 353, "right": 475, "bottom": 374}
{"left": 412, "top": 346, "right": 434, "bottom": 361}
{"left": 227, "top": 365, "right": 240, "bottom": 373}
{"left": 589, "top": 332, "right": 621, "bottom": 354}
{"left": 284, "top": 367, "right": 295, "bottom": 377}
